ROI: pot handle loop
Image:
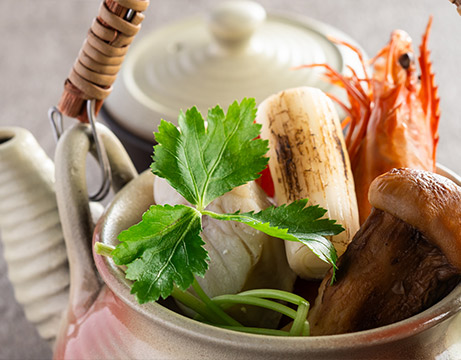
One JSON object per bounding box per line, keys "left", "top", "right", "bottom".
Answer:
{"left": 87, "top": 100, "right": 112, "bottom": 201}
{"left": 55, "top": 122, "right": 138, "bottom": 318}
{"left": 56, "top": 0, "right": 150, "bottom": 123}
{"left": 50, "top": 99, "right": 115, "bottom": 201}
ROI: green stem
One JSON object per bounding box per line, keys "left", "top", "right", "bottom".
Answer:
{"left": 290, "top": 301, "right": 309, "bottom": 336}
{"left": 236, "top": 289, "right": 310, "bottom": 308}
{"left": 301, "top": 321, "right": 310, "bottom": 336}
{"left": 170, "top": 286, "right": 224, "bottom": 324}
{"left": 201, "top": 209, "right": 227, "bottom": 218}
{"left": 238, "top": 288, "right": 310, "bottom": 335}
{"left": 201, "top": 210, "right": 246, "bottom": 223}
{"left": 94, "top": 242, "right": 115, "bottom": 257}
{"left": 212, "top": 295, "right": 298, "bottom": 320}
{"left": 192, "top": 279, "right": 242, "bottom": 327}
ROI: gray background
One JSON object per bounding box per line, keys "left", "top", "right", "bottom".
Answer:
{"left": 1, "top": 0, "right": 460, "bottom": 359}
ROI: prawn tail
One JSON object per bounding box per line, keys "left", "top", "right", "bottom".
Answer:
{"left": 418, "top": 15, "right": 440, "bottom": 166}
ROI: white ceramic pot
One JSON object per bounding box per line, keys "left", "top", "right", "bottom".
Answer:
{"left": 106, "top": 0, "right": 366, "bottom": 140}
{"left": 102, "top": 1, "right": 366, "bottom": 171}
{"left": 0, "top": 124, "right": 136, "bottom": 348}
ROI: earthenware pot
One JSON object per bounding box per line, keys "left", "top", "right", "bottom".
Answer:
{"left": 1, "top": 123, "right": 460, "bottom": 359}
{"left": 54, "top": 161, "right": 461, "bottom": 360}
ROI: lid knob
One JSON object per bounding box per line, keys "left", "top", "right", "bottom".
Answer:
{"left": 208, "top": 1, "right": 266, "bottom": 51}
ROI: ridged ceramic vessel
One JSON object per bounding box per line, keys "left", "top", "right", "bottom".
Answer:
{"left": 0, "top": 127, "right": 69, "bottom": 345}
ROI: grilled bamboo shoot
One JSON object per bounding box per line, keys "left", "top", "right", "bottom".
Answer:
{"left": 256, "top": 86, "right": 359, "bottom": 279}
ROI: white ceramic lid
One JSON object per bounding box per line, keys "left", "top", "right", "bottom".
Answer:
{"left": 105, "top": 1, "right": 365, "bottom": 142}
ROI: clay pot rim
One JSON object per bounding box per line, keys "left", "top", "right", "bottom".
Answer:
{"left": 93, "top": 164, "right": 461, "bottom": 351}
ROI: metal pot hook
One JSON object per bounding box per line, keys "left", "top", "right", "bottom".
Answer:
{"left": 48, "top": 99, "right": 112, "bottom": 202}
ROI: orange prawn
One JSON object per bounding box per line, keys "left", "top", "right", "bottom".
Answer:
{"left": 300, "top": 17, "right": 440, "bottom": 224}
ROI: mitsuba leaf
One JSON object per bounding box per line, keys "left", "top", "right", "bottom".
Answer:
{"left": 151, "top": 98, "right": 268, "bottom": 210}
{"left": 205, "top": 199, "right": 343, "bottom": 268}
{"left": 112, "top": 204, "right": 207, "bottom": 303}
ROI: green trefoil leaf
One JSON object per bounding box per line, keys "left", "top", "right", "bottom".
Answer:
{"left": 112, "top": 204, "right": 207, "bottom": 304}
{"left": 151, "top": 98, "right": 268, "bottom": 210}
{"left": 204, "top": 199, "right": 343, "bottom": 269}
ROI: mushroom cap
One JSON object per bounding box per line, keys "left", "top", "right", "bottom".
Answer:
{"left": 369, "top": 168, "right": 461, "bottom": 270}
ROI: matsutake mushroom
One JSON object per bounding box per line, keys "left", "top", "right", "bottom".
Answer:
{"left": 308, "top": 168, "right": 461, "bottom": 335}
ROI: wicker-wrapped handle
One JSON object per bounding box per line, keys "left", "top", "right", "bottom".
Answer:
{"left": 58, "top": 0, "right": 149, "bottom": 122}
